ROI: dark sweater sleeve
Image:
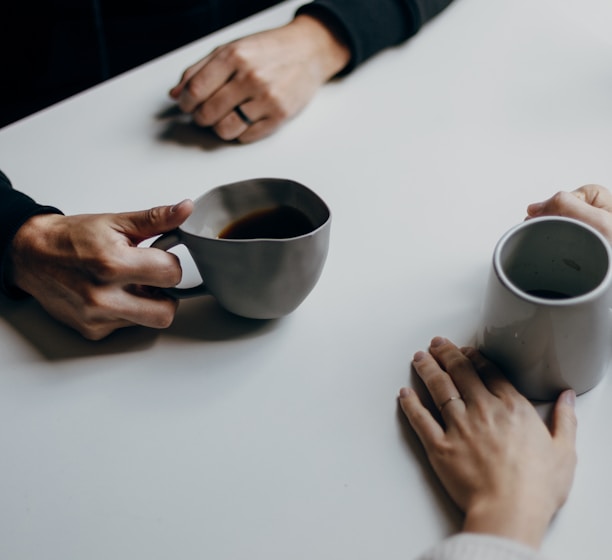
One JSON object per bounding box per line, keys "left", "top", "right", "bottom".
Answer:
{"left": 0, "top": 169, "right": 63, "bottom": 297}
{"left": 297, "top": 0, "right": 455, "bottom": 74}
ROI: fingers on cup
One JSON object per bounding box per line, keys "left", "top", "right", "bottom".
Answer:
{"left": 427, "top": 337, "right": 491, "bottom": 403}
{"left": 460, "top": 346, "right": 520, "bottom": 400}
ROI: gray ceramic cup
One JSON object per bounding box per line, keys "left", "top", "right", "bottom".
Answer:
{"left": 476, "top": 216, "right": 612, "bottom": 401}
{"left": 151, "top": 178, "right": 331, "bottom": 319}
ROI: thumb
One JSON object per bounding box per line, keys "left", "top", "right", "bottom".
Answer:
{"left": 551, "top": 389, "right": 577, "bottom": 447}
{"left": 117, "top": 199, "right": 194, "bottom": 242}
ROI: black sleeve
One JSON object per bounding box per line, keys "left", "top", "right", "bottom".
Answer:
{"left": 0, "top": 169, "right": 63, "bottom": 297}
{"left": 297, "top": 0, "right": 455, "bottom": 74}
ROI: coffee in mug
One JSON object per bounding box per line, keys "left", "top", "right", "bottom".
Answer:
{"left": 152, "top": 178, "right": 331, "bottom": 319}
{"left": 476, "top": 216, "right": 612, "bottom": 400}
{"left": 218, "top": 205, "right": 315, "bottom": 240}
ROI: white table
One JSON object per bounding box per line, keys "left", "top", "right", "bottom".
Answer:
{"left": 1, "top": 1, "right": 611, "bottom": 558}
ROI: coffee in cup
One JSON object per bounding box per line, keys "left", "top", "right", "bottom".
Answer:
{"left": 476, "top": 216, "right": 612, "bottom": 400}
{"left": 151, "top": 178, "right": 331, "bottom": 319}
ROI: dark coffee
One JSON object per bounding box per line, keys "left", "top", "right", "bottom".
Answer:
{"left": 218, "top": 205, "right": 315, "bottom": 240}
{"left": 525, "top": 288, "right": 572, "bottom": 300}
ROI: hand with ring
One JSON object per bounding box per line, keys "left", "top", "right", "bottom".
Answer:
{"left": 169, "top": 14, "right": 350, "bottom": 143}
{"left": 399, "top": 337, "right": 577, "bottom": 550}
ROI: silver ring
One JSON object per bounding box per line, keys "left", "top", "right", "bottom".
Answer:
{"left": 438, "top": 395, "right": 462, "bottom": 412}
{"left": 234, "top": 106, "right": 253, "bottom": 126}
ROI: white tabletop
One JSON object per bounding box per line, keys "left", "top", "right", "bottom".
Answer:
{"left": 1, "top": 0, "right": 612, "bottom": 558}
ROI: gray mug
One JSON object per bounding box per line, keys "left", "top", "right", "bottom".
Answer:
{"left": 152, "top": 178, "right": 331, "bottom": 319}
{"left": 476, "top": 216, "right": 612, "bottom": 400}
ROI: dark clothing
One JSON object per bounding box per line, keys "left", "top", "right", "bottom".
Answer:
{"left": 0, "top": 0, "right": 454, "bottom": 128}
{"left": 0, "top": 0, "right": 280, "bottom": 128}
{"left": 0, "top": 171, "right": 62, "bottom": 297}
{"left": 0, "top": 0, "right": 454, "bottom": 297}
{"left": 297, "top": 0, "right": 453, "bottom": 74}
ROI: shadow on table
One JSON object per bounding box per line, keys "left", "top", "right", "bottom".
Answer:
{"left": 165, "top": 296, "right": 279, "bottom": 341}
{"left": 395, "top": 366, "right": 462, "bottom": 533}
{"left": 155, "top": 104, "right": 229, "bottom": 151}
{"left": 0, "top": 295, "right": 277, "bottom": 362}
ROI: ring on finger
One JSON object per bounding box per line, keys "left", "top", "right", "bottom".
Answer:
{"left": 438, "top": 395, "right": 462, "bottom": 413}
{"left": 234, "top": 105, "right": 253, "bottom": 126}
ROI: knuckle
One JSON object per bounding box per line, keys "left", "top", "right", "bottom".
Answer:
{"left": 184, "top": 79, "right": 203, "bottom": 102}
{"left": 225, "top": 42, "right": 250, "bottom": 66}
{"left": 549, "top": 191, "right": 571, "bottom": 212}
{"left": 445, "top": 352, "right": 469, "bottom": 374}
{"left": 501, "top": 397, "right": 521, "bottom": 416}
{"left": 274, "top": 104, "right": 290, "bottom": 121}
{"left": 80, "top": 325, "right": 109, "bottom": 341}
{"left": 238, "top": 123, "right": 276, "bottom": 144}
{"left": 236, "top": 132, "right": 258, "bottom": 144}
{"left": 89, "top": 255, "right": 122, "bottom": 283}
{"left": 193, "top": 104, "right": 216, "bottom": 127}
{"left": 213, "top": 121, "right": 239, "bottom": 141}
{"left": 157, "top": 254, "right": 182, "bottom": 287}
{"left": 179, "top": 66, "right": 193, "bottom": 83}
{"left": 152, "top": 301, "right": 178, "bottom": 329}
{"left": 580, "top": 183, "right": 603, "bottom": 196}
{"left": 80, "top": 286, "right": 110, "bottom": 313}
{"left": 241, "top": 67, "right": 267, "bottom": 90}
{"left": 428, "top": 375, "right": 450, "bottom": 395}
{"left": 144, "top": 206, "right": 164, "bottom": 227}
{"left": 166, "top": 264, "right": 183, "bottom": 287}
{"left": 72, "top": 304, "right": 111, "bottom": 340}
{"left": 428, "top": 438, "right": 455, "bottom": 460}
{"left": 261, "top": 91, "right": 290, "bottom": 119}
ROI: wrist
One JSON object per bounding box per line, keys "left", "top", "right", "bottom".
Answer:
{"left": 463, "top": 494, "right": 555, "bottom": 549}
{"left": 289, "top": 14, "right": 351, "bottom": 81}
{"left": 6, "top": 213, "right": 64, "bottom": 294}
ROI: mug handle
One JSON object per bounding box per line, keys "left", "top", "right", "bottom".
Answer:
{"left": 151, "top": 230, "right": 211, "bottom": 299}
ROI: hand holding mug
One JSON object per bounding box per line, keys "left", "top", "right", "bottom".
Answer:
{"left": 6, "top": 201, "right": 194, "bottom": 340}
{"left": 152, "top": 178, "right": 331, "bottom": 319}
{"left": 527, "top": 184, "right": 612, "bottom": 244}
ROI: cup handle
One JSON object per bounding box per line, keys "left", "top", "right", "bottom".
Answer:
{"left": 151, "top": 230, "right": 210, "bottom": 299}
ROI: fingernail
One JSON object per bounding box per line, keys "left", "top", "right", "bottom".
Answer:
{"left": 563, "top": 390, "right": 576, "bottom": 407}
{"left": 430, "top": 336, "right": 447, "bottom": 348}
{"left": 171, "top": 199, "right": 188, "bottom": 213}
{"left": 399, "top": 387, "right": 411, "bottom": 398}
{"left": 412, "top": 351, "right": 427, "bottom": 362}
